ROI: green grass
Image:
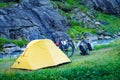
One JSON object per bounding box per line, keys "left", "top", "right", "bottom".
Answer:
{"left": 11, "top": 38, "right": 28, "bottom": 47}
{"left": 51, "top": 0, "right": 97, "bottom": 38}
{"left": 0, "top": 2, "right": 16, "bottom": 8}
{"left": 0, "top": 38, "right": 10, "bottom": 51}
{"left": 0, "top": 39, "right": 120, "bottom": 79}
{"left": 51, "top": 0, "right": 120, "bottom": 38}
{"left": 0, "top": 37, "right": 28, "bottom": 51}
{"left": 68, "top": 26, "right": 97, "bottom": 38}
{"left": 96, "top": 12, "right": 120, "bottom": 35}
{"left": 65, "top": 0, "right": 89, "bottom": 13}
{"left": 94, "top": 38, "right": 120, "bottom": 50}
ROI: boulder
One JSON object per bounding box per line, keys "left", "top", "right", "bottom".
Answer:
{"left": 3, "top": 43, "right": 21, "bottom": 53}
{"left": 97, "top": 30, "right": 104, "bottom": 35}
{"left": 104, "top": 36, "right": 112, "bottom": 40}
{"left": 98, "top": 35, "right": 104, "bottom": 40}
{"left": 104, "top": 32, "right": 111, "bottom": 36}
{"left": 3, "top": 43, "right": 16, "bottom": 48}
{"left": 71, "top": 8, "right": 99, "bottom": 28}
{"left": 86, "top": 33, "right": 98, "bottom": 41}
{"left": 84, "top": 0, "right": 120, "bottom": 17}
{"left": 117, "top": 32, "right": 120, "bottom": 36}
{"left": 0, "top": 51, "right": 5, "bottom": 58}
{"left": 113, "top": 34, "right": 118, "bottom": 38}
{"left": 0, "top": 51, "right": 4, "bottom": 55}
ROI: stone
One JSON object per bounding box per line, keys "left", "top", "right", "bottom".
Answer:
{"left": 97, "top": 30, "right": 104, "bottom": 35}
{"left": 3, "top": 43, "right": 16, "bottom": 48}
{"left": 104, "top": 36, "right": 112, "bottom": 40}
{"left": 113, "top": 34, "right": 118, "bottom": 38}
{"left": 0, "top": 51, "right": 5, "bottom": 58}
{"left": 104, "top": 32, "right": 111, "bottom": 36}
{"left": 71, "top": 9, "right": 99, "bottom": 29}
{"left": 0, "top": 51, "right": 5, "bottom": 55}
{"left": 117, "top": 32, "right": 120, "bottom": 36}
{"left": 95, "top": 22, "right": 101, "bottom": 25}
{"left": 98, "top": 35, "right": 104, "bottom": 40}
{"left": 0, "top": 9, "right": 7, "bottom": 15}
{"left": 3, "top": 43, "right": 21, "bottom": 53}
{"left": 86, "top": 33, "right": 98, "bottom": 41}
{"left": 84, "top": 0, "right": 120, "bottom": 17}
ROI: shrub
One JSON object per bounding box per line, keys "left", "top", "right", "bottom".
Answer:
{"left": 68, "top": 26, "right": 97, "bottom": 38}
{"left": 54, "top": 1, "right": 73, "bottom": 12}
{"left": 96, "top": 12, "right": 120, "bottom": 35}
{"left": 11, "top": 38, "right": 28, "bottom": 47}
{"left": 0, "top": 37, "right": 10, "bottom": 51}
{"left": 0, "top": 37, "right": 28, "bottom": 51}
{"left": 0, "top": 2, "right": 16, "bottom": 8}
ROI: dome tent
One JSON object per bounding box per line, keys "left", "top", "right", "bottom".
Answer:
{"left": 11, "top": 39, "right": 71, "bottom": 70}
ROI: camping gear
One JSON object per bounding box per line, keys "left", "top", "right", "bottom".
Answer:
{"left": 75, "top": 33, "right": 94, "bottom": 55}
{"left": 11, "top": 39, "right": 71, "bottom": 70}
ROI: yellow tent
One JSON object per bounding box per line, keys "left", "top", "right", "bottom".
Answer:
{"left": 11, "top": 39, "right": 71, "bottom": 70}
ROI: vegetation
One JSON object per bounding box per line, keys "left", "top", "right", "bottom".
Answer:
{"left": 0, "top": 37, "right": 28, "bottom": 51}
{"left": 0, "top": 39, "right": 120, "bottom": 79}
{"left": 94, "top": 38, "right": 120, "bottom": 50}
{"left": 51, "top": 0, "right": 120, "bottom": 38}
{"left": 11, "top": 38, "right": 28, "bottom": 47}
{"left": 51, "top": 0, "right": 95, "bottom": 38}
{"left": 0, "top": 2, "right": 16, "bottom": 8}
{"left": 0, "top": 38, "right": 10, "bottom": 51}
{"left": 0, "top": 0, "right": 120, "bottom": 79}
{"left": 68, "top": 26, "right": 97, "bottom": 38}
{"left": 96, "top": 12, "right": 120, "bottom": 35}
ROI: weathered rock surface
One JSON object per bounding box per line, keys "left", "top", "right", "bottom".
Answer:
{"left": 70, "top": 8, "right": 99, "bottom": 29}
{"left": 84, "top": 0, "right": 120, "bottom": 17}
{"left": 86, "top": 33, "right": 98, "bottom": 41}
{"left": 3, "top": 43, "right": 21, "bottom": 53}
{"left": 0, "top": 0, "right": 69, "bottom": 41}
{"left": 0, "top": 0, "right": 19, "bottom": 2}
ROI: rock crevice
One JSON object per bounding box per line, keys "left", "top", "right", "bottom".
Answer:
{"left": 0, "top": 0, "right": 69, "bottom": 41}
{"left": 85, "top": 0, "right": 120, "bottom": 16}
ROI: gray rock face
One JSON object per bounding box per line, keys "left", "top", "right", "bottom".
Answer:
{"left": 71, "top": 8, "right": 99, "bottom": 28}
{"left": 86, "top": 33, "right": 98, "bottom": 41}
{"left": 85, "top": 0, "right": 120, "bottom": 16}
{"left": 0, "top": 0, "right": 68, "bottom": 41}
{"left": 3, "top": 43, "right": 21, "bottom": 53}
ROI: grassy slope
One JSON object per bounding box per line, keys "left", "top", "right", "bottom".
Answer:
{"left": 51, "top": 0, "right": 120, "bottom": 38}
{"left": 96, "top": 12, "right": 120, "bottom": 35}
{"left": 94, "top": 38, "right": 120, "bottom": 50}
{"left": 0, "top": 40, "right": 120, "bottom": 80}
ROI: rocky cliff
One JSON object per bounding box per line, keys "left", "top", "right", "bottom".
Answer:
{"left": 0, "top": 0, "right": 69, "bottom": 41}
{"left": 85, "top": 0, "right": 120, "bottom": 16}
{"left": 0, "top": 0, "right": 120, "bottom": 41}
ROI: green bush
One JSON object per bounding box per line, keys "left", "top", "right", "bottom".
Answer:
{"left": 0, "top": 2, "right": 16, "bottom": 8}
{"left": 0, "top": 38, "right": 10, "bottom": 51}
{"left": 0, "top": 37, "right": 28, "bottom": 51}
{"left": 96, "top": 12, "right": 120, "bottom": 35}
{"left": 11, "top": 38, "right": 28, "bottom": 47}
{"left": 68, "top": 26, "right": 97, "bottom": 38}
{"left": 54, "top": 1, "right": 73, "bottom": 12}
